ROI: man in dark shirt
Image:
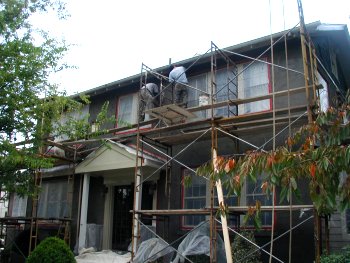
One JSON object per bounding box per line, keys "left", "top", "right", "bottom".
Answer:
{"left": 139, "top": 83, "right": 159, "bottom": 122}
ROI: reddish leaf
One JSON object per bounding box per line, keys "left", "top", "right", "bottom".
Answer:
{"left": 261, "top": 181, "right": 268, "bottom": 193}
{"left": 287, "top": 137, "right": 294, "bottom": 147}
{"left": 224, "top": 159, "right": 235, "bottom": 173}
{"left": 247, "top": 206, "right": 255, "bottom": 216}
{"left": 309, "top": 163, "right": 317, "bottom": 179}
{"left": 266, "top": 155, "right": 274, "bottom": 168}
{"left": 233, "top": 175, "right": 240, "bottom": 184}
{"left": 215, "top": 156, "right": 225, "bottom": 170}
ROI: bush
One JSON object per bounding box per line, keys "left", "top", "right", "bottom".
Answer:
{"left": 320, "top": 246, "right": 350, "bottom": 263}
{"left": 231, "top": 230, "right": 262, "bottom": 263}
{"left": 26, "top": 237, "right": 76, "bottom": 263}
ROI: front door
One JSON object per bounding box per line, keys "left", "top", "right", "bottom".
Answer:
{"left": 112, "top": 185, "right": 133, "bottom": 250}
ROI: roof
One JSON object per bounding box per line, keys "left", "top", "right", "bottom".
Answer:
{"left": 72, "top": 21, "right": 350, "bottom": 99}
{"left": 75, "top": 140, "right": 164, "bottom": 174}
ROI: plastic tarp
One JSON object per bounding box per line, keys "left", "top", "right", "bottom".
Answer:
{"left": 172, "top": 221, "right": 226, "bottom": 263}
{"left": 128, "top": 225, "right": 156, "bottom": 252}
{"left": 75, "top": 249, "right": 131, "bottom": 263}
{"left": 132, "top": 238, "right": 175, "bottom": 263}
{"left": 86, "top": 224, "right": 103, "bottom": 251}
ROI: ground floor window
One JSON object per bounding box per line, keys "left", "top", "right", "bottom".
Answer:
{"left": 181, "top": 169, "right": 272, "bottom": 228}
{"left": 37, "top": 179, "right": 68, "bottom": 219}
{"left": 346, "top": 209, "right": 350, "bottom": 234}
{"left": 11, "top": 194, "right": 27, "bottom": 217}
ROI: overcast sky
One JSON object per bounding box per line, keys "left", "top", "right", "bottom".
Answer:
{"left": 32, "top": 0, "right": 350, "bottom": 95}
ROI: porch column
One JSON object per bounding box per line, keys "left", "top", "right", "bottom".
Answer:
{"left": 132, "top": 168, "right": 142, "bottom": 256}
{"left": 102, "top": 185, "right": 114, "bottom": 250}
{"left": 78, "top": 173, "right": 90, "bottom": 250}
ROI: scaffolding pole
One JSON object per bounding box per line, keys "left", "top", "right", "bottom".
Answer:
{"left": 297, "top": 0, "right": 321, "bottom": 262}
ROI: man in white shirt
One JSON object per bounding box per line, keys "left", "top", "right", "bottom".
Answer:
{"left": 169, "top": 65, "right": 188, "bottom": 108}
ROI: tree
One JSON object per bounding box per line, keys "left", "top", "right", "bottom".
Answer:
{"left": 0, "top": 0, "right": 80, "bottom": 200}
{"left": 196, "top": 94, "right": 350, "bottom": 226}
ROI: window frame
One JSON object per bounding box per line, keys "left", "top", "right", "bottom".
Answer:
{"left": 214, "top": 66, "right": 238, "bottom": 117}
{"left": 316, "top": 71, "right": 329, "bottom": 113}
{"left": 115, "top": 92, "right": 139, "bottom": 134}
{"left": 11, "top": 193, "right": 27, "bottom": 217}
{"left": 37, "top": 179, "right": 68, "bottom": 219}
{"left": 181, "top": 168, "right": 207, "bottom": 229}
{"left": 181, "top": 168, "right": 273, "bottom": 230}
{"left": 187, "top": 73, "right": 210, "bottom": 119}
{"left": 237, "top": 58, "right": 272, "bottom": 115}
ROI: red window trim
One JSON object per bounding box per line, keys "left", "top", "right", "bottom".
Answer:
{"left": 180, "top": 168, "right": 276, "bottom": 230}
{"left": 114, "top": 93, "right": 152, "bottom": 135}
{"left": 237, "top": 57, "right": 272, "bottom": 115}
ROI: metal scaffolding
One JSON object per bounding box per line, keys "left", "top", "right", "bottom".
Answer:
{"left": 1, "top": 1, "right": 343, "bottom": 262}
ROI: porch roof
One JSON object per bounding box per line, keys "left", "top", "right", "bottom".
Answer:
{"left": 75, "top": 140, "right": 163, "bottom": 174}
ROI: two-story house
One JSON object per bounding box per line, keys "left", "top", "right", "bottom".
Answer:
{"left": 2, "top": 21, "right": 350, "bottom": 263}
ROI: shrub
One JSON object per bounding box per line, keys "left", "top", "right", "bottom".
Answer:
{"left": 320, "top": 246, "right": 350, "bottom": 263}
{"left": 26, "top": 237, "right": 76, "bottom": 263}
{"left": 231, "top": 230, "right": 262, "bottom": 263}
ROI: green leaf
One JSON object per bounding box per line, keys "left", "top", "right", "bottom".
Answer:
{"left": 290, "top": 177, "right": 297, "bottom": 190}
{"left": 280, "top": 186, "right": 288, "bottom": 204}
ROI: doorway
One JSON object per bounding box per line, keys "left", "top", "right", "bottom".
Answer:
{"left": 112, "top": 185, "right": 133, "bottom": 250}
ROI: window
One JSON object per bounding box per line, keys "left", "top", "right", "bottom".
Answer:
{"left": 116, "top": 93, "right": 138, "bottom": 128}
{"left": 38, "top": 180, "right": 68, "bottom": 219}
{"left": 245, "top": 177, "right": 272, "bottom": 226}
{"left": 182, "top": 170, "right": 207, "bottom": 227}
{"left": 187, "top": 74, "right": 208, "bottom": 119}
{"left": 238, "top": 61, "right": 270, "bottom": 114}
{"left": 215, "top": 67, "right": 238, "bottom": 117}
{"left": 346, "top": 209, "right": 350, "bottom": 234}
{"left": 330, "top": 49, "right": 338, "bottom": 79}
{"left": 11, "top": 194, "right": 27, "bottom": 217}
{"left": 182, "top": 169, "right": 246, "bottom": 228}
{"left": 317, "top": 72, "right": 329, "bottom": 112}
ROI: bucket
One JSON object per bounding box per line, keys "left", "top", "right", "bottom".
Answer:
{"left": 199, "top": 94, "right": 209, "bottom": 106}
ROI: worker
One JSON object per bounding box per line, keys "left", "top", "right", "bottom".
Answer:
{"left": 139, "top": 83, "right": 160, "bottom": 122}
{"left": 169, "top": 65, "right": 188, "bottom": 108}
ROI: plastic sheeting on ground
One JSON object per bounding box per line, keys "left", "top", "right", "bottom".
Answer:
{"left": 172, "top": 221, "right": 226, "bottom": 263}
{"left": 86, "top": 224, "right": 103, "bottom": 251}
{"left": 132, "top": 238, "right": 175, "bottom": 263}
{"left": 128, "top": 225, "right": 156, "bottom": 252}
{"left": 75, "top": 249, "right": 131, "bottom": 263}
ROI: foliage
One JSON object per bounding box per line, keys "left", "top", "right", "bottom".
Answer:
{"left": 0, "top": 0, "right": 74, "bottom": 199}
{"left": 231, "top": 230, "right": 262, "bottom": 263}
{"left": 185, "top": 255, "right": 209, "bottom": 262}
{"left": 26, "top": 237, "right": 76, "bottom": 263}
{"left": 197, "top": 94, "right": 350, "bottom": 225}
{"left": 320, "top": 247, "right": 350, "bottom": 263}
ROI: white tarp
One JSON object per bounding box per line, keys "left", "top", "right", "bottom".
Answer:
{"left": 132, "top": 238, "right": 175, "bottom": 263}
{"left": 172, "top": 221, "right": 226, "bottom": 263}
{"left": 75, "top": 249, "right": 131, "bottom": 263}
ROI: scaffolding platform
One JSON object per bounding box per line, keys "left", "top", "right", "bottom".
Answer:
{"left": 146, "top": 104, "right": 197, "bottom": 125}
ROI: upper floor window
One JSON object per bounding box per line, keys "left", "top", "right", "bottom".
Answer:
{"left": 116, "top": 93, "right": 138, "bottom": 128}
{"left": 317, "top": 72, "right": 329, "bottom": 112}
{"left": 215, "top": 67, "right": 238, "bottom": 117}
{"left": 238, "top": 60, "right": 270, "bottom": 114}
{"left": 330, "top": 49, "right": 338, "bottom": 79}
